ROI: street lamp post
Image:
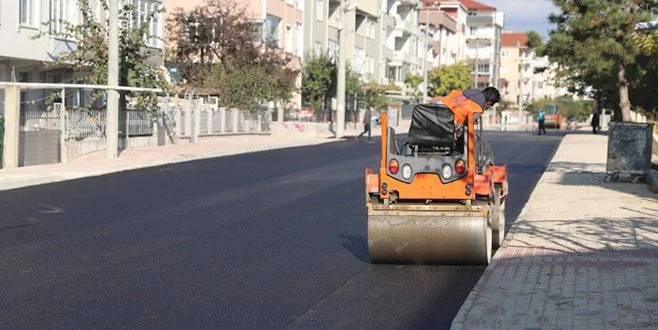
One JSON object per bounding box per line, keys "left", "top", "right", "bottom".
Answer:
{"left": 107, "top": 0, "right": 119, "bottom": 159}
{"left": 336, "top": 1, "right": 357, "bottom": 138}
{"left": 336, "top": 0, "right": 347, "bottom": 138}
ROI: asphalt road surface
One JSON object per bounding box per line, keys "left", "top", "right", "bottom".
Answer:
{"left": 0, "top": 130, "right": 563, "bottom": 329}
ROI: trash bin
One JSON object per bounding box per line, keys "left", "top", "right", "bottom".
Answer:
{"left": 605, "top": 121, "right": 654, "bottom": 183}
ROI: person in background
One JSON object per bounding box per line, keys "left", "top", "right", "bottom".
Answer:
{"left": 357, "top": 106, "right": 373, "bottom": 141}
{"left": 537, "top": 108, "right": 546, "bottom": 135}
{"left": 591, "top": 109, "right": 601, "bottom": 134}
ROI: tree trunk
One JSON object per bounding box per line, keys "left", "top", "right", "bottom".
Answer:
{"left": 617, "top": 60, "right": 632, "bottom": 122}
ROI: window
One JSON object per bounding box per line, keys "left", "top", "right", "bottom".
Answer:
{"left": 501, "top": 49, "right": 509, "bottom": 57}
{"left": 50, "top": 0, "right": 77, "bottom": 34}
{"left": 263, "top": 15, "right": 281, "bottom": 47}
{"left": 314, "top": 41, "right": 323, "bottom": 54}
{"left": 19, "top": 0, "right": 38, "bottom": 27}
{"left": 295, "top": 23, "right": 303, "bottom": 57}
{"left": 328, "top": 39, "right": 339, "bottom": 59}
{"left": 537, "top": 81, "right": 544, "bottom": 89}
{"left": 131, "top": 0, "right": 163, "bottom": 48}
{"left": 476, "top": 63, "right": 490, "bottom": 73}
{"left": 316, "top": 0, "right": 323, "bottom": 21}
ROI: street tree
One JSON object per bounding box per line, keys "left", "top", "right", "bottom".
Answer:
{"left": 542, "top": 0, "right": 653, "bottom": 121}
{"left": 301, "top": 52, "right": 334, "bottom": 112}
{"left": 33, "top": 0, "right": 170, "bottom": 111}
{"left": 360, "top": 82, "right": 394, "bottom": 111}
{"left": 404, "top": 73, "right": 423, "bottom": 103}
{"left": 428, "top": 63, "right": 473, "bottom": 97}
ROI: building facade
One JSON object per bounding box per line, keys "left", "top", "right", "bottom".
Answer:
{"left": 0, "top": 0, "right": 165, "bottom": 114}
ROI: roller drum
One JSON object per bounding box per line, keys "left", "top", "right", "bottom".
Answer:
{"left": 368, "top": 213, "right": 492, "bottom": 265}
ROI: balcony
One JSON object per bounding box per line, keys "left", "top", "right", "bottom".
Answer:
{"left": 393, "top": 51, "right": 419, "bottom": 66}
{"left": 395, "top": 17, "right": 418, "bottom": 36}
{"left": 466, "top": 15, "right": 495, "bottom": 26}
{"left": 418, "top": 9, "right": 457, "bottom": 33}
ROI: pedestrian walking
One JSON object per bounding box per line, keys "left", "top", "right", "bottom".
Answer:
{"left": 591, "top": 109, "right": 600, "bottom": 134}
{"left": 357, "top": 106, "right": 373, "bottom": 141}
{"left": 537, "top": 108, "right": 546, "bottom": 135}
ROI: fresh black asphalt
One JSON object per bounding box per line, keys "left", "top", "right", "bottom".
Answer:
{"left": 0, "top": 130, "right": 564, "bottom": 329}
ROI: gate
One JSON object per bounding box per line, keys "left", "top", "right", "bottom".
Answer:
{"left": 19, "top": 104, "right": 61, "bottom": 166}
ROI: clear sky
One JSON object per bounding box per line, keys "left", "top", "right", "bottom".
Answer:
{"left": 487, "top": 0, "right": 561, "bottom": 40}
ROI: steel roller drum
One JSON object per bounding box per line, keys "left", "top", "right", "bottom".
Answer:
{"left": 368, "top": 211, "right": 492, "bottom": 265}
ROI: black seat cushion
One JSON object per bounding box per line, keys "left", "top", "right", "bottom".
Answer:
{"left": 408, "top": 103, "right": 456, "bottom": 149}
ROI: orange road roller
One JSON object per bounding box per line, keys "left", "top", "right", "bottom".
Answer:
{"left": 365, "top": 103, "right": 508, "bottom": 265}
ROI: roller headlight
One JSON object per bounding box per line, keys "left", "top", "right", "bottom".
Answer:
{"left": 401, "top": 164, "right": 412, "bottom": 180}
{"left": 441, "top": 164, "right": 453, "bottom": 180}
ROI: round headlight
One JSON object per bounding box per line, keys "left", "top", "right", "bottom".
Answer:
{"left": 441, "top": 164, "right": 453, "bottom": 180}
{"left": 401, "top": 164, "right": 412, "bottom": 180}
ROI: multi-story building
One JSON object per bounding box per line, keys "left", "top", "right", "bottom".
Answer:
{"left": 500, "top": 31, "right": 570, "bottom": 124}
{"left": 433, "top": 0, "right": 468, "bottom": 64}
{"left": 419, "top": 2, "right": 457, "bottom": 67}
{"left": 0, "top": 0, "right": 165, "bottom": 115}
{"left": 305, "top": 0, "right": 433, "bottom": 94}
{"left": 499, "top": 32, "right": 526, "bottom": 107}
{"left": 460, "top": 0, "right": 503, "bottom": 89}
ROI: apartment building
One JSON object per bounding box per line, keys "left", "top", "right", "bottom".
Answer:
{"left": 499, "top": 31, "right": 570, "bottom": 124}
{"left": 304, "top": 0, "right": 433, "bottom": 95}
{"left": 433, "top": 0, "right": 468, "bottom": 65}
{"left": 460, "top": 0, "right": 502, "bottom": 89}
{"left": 419, "top": 2, "right": 457, "bottom": 67}
{"left": 0, "top": 0, "right": 165, "bottom": 114}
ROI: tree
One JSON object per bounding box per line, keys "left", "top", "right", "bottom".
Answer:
{"left": 428, "top": 63, "right": 473, "bottom": 97}
{"left": 542, "top": 0, "right": 653, "bottom": 121}
{"left": 404, "top": 73, "right": 423, "bottom": 102}
{"left": 33, "top": 0, "right": 170, "bottom": 111}
{"left": 360, "top": 82, "right": 392, "bottom": 111}
{"left": 167, "top": 0, "right": 295, "bottom": 108}
{"left": 526, "top": 31, "right": 544, "bottom": 49}
{"left": 301, "top": 52, "right": 334, "bottom": 112}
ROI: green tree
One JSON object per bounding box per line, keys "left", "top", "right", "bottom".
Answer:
{"left": 167, "top": 0, "right": 295, "bottom": 109}
{"left": 542, "top": 0, "right": 653, "bottom": 121}
{"left": 526, "top": 30, "right": 544, "bottom": 49}
{"left": 404, "top": 73, "right": 423, "bottom": 102}
{"left": 33, "top": 0, "right": 170, "bottom": 111}
{"left": 360, "top": 82, "right": 393, "bottom": 111}
{"left": 301, "top": 52, "right": 334, "bottom": 111}
{"left": 428, "top": 63, "right": 473, "bottom": 97}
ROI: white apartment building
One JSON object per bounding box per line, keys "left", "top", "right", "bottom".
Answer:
{"left": 0, "top": 0, "right": 165, "bottom": 114}
{"left": 419, "top": 4, "right": 457, "bottom": 67}
{"left": 306, "top": 0, "right": 435, "bottom": 95}
{"left": 461, "top": 0, "right": 502, "bottom": 89}
{"left": 433, "top": 0, "right": 468, "bottom": 65}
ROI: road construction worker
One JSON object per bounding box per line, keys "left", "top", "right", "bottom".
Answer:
{"left": 437, "top": 87, "right": 501, "bottom": 127}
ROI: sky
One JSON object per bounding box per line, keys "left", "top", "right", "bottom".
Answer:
{"left": 485, "top": 0, "right": 561, "bottom": 40}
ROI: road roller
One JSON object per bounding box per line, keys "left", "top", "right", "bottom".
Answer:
{"left": 365, "top": 103, "right": 508, "bottom": 265}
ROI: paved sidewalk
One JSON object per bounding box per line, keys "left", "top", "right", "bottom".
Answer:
{"left": 0, "top": 135, "right": 336, "bottom": 191}
{"left": 452, "top": 134, "right": 658, "bottom": 329}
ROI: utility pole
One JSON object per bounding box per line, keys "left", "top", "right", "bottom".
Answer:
{"left": 336, "top": 0, "right": 347, "bottom": 138}
{"left": 107, "top": 0, "right": 119, "bottom": 159}
{"left": 422, "top": 7, "right": 429, "bottom": 103}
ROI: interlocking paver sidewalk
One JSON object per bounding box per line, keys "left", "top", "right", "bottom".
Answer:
{"left": 452, "top": 134, "right": 658, "bottom": 329}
